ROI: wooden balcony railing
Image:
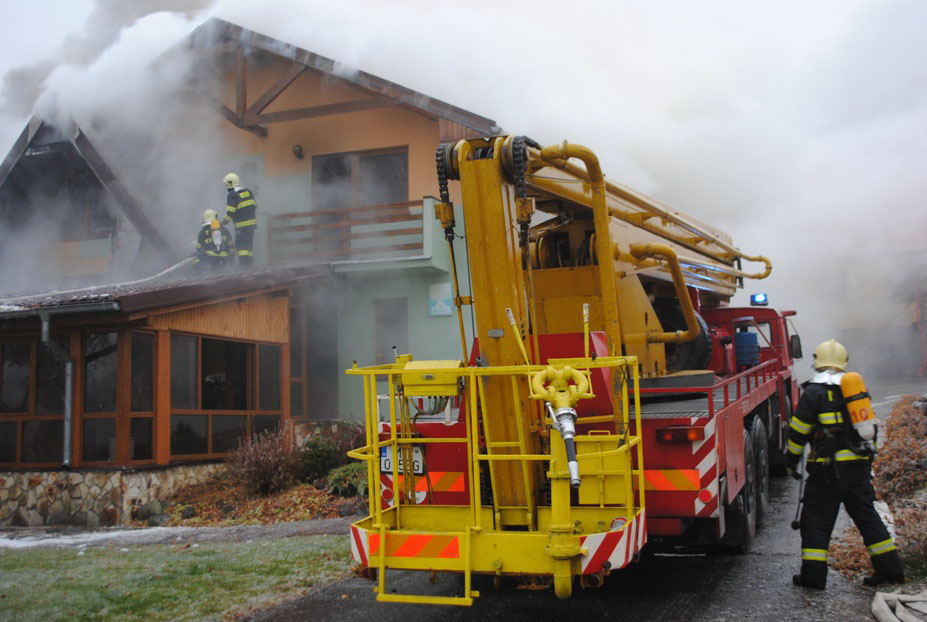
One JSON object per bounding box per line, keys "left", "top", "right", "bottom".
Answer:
{"left": 267, "top": 200, "right": 425, "bottom": 264}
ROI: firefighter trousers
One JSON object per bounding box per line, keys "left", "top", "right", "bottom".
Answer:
{"left": 235, "top": 226, "right": 255, "bottom": 267}
{"left": 798, "top": 460, "right": 902, "bottom": 587}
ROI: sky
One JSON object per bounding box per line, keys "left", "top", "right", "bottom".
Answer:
{"left": 0, "top": 0, "right": 925, "bottom": 376}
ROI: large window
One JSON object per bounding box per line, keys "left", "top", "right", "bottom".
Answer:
{"left": 0, "top": 337, "right": 69, "bottom": 466}
{"left": 130, "top": 332, "right": 154, "bottom": 461}
{"left": 311, "top": 148, "right": 408, "bottom": 210}
{"left": 169, "top": 334, "right": 282, "bottom": 458}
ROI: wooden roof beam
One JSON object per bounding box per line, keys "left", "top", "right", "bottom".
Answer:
{"left": 246, "top": 62, "right": 307, "bottom": 117}
{"left": 248, "top": 96, "right": 398, "bottom": 125}
{"left": 199, "top": 91, "right": 268, "bottom": 137}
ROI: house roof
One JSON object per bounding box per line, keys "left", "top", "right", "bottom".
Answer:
{"left": 0, "top": 263, "right": 331, "bottom": 319}
{"left": 0, "top": 120, "right": 177, "bottom": 266}
{"left": 177, "top": 18, "right": 498, "bottom": 136}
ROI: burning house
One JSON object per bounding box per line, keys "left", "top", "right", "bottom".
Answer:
{"left": 0, "top": 17, "right": 495, "bottom": 525}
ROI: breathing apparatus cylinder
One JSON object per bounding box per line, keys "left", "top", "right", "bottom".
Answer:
{"left": 840, "top": 371, "right": 875, "bottom": 441}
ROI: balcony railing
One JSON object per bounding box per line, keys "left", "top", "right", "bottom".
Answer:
{"left": 267, "top": 200, "right": 425, "bottom": 264}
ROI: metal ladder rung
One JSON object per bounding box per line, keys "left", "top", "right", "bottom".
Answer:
{"left": 375, "top": 528, "right": 477, "bottom": 605}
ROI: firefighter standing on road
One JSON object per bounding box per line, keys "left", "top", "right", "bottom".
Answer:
{"left": 786, "top": 339, "right": 904, "bottom": 590}
{"left": 222, "top": 172, "right": 257, "bottom": 267}
{"left": 193, "top": 208, "right": 234, "bottom": 270}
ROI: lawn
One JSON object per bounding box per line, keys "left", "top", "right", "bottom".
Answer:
{"left": 0, "top": 535, "right": 353, "bottom": 621}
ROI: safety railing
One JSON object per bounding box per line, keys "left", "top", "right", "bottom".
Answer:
{"left": 267, "top": 199, "right": 424, "bottom": 264}
{"left": 345, "top": 356, "right": 646, "bottom": 603}
{"left": 638, "top": 358, "right": 780, "bottom": 416}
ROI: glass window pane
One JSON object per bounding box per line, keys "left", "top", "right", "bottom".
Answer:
{"left": 359, "top": 152, "right": 408, "bottom": 205}
{"left": 290, "top": 381, "right": 303, "bottom": 418}
{"left": 131, "top": 333, "right": 154, "bottom": 412}
{"left": 130, "top": 418, "right": 152, "bottom": 461}
{"left": 82, "top": 418, "right": 115, "bottom": 462}
{"left": 259, "top": 344, "right": 280, "bottom": 411}
{"left": 1, "top": 342, "right": 29, "bottom": 412}
{"left": 212, "top": 415, "right": 247, "bottom": 454}
{"left": 22, "top": 420, "right": 63, "bottom": 463}
{"left": 84, "top": 332, "right": 117, "bottom": 413}
{"left": 251, "top": 415, "right": 280, "bottom": 439}
{"left": 37, "top": 336, "right": 68, "bottom": 414}
{"left": 171, "top": 415, "right": 207, "bottom": 455}
{"left": 0, "top": 421, "right": 16, "bottom": 462}
{"left": 202, "top": 339, "right": 251, "bottom": 410}
{"left": 289, "top": 308, "right": 302, "bottom": 377}
{"left": 170, "top": 335, "right": 197, "bottom": 409}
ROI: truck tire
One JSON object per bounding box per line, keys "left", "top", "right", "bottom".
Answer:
{"left": 652, "top": 300, "right": 713, "bottom": 372}
{"left": 721, "top": 430, "right": 756, "bottom": 551}
{"left": 751, "top": 417, "right": 771, "bottom": 519}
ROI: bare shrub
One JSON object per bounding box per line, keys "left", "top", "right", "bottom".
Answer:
{"left": 225, "top": 427, "right": 300, "bottom": 495}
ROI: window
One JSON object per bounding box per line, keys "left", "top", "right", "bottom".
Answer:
{"left": 84, "top": 332, "right": 117, "bottom": 413}
{"left": 1, "top": 342, "right": 29, "bottom": 413}
{"left": 130, "top": 418, "right": 152, "bottom": 461}
{"left": 1, "top": 336, "right": 70, "bottom": 467}
{"left": 259, "top": 344, "right": 280, "bottom": 411}
{"left": 0, "top": 421, "right": 16, "bottom": 462}
{"left": 83, "top": 418, "right": 115, "bottom": 462}
{"left": 375, "top": 298, "right": 409, "bottom": 364}
{"left": 36, "top": 337, "right": 67, "bottom": 414}
{"left": 168, "top": 334, "right": 283, "bottom": 459}
{"left": 22, "top": 420, "right": 63, "bottom": 463}
{"left": 171, "top": 414, "right": 208, "bottom": 455}
{"left": 171, "top": 334, "right": 197, "bottom": 409}
{"left": 311, "top": 148, "right": 408, "bottom": 210}
{"left": 202, "top": 338, "right": 252, "bottom": 410}
{"left": 131, "top": 332, "right": 154, "bottom": 412}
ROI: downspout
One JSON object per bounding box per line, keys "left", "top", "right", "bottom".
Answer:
{"left": 38, "top": 311, "right": 74, "bottom": 468}
{"left": 2, "top": 302, "right": 123, "bottom": 468}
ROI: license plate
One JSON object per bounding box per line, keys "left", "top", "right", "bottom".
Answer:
{"left": 380, "top": 445, "right": 424, "bottom": 475}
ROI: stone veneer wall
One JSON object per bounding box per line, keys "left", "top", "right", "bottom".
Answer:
{"left": 0, "top": 463, "right": 221, "bottom": 528}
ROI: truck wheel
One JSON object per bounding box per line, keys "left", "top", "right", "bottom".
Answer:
{"left": 653, "top": 301, "right": 713, "bottom": 372}
{"left": 769, "top": 392, "right": 790, "bottom": 475}
{"left": 751, "top": 417, "right": 771, "bottom": 519}
{"left": 721, "top": 430, "right": 756, "bottom": 551}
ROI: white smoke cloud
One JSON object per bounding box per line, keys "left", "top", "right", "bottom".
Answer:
{"left": 1, "top": 0, "right": 925, "bottom": 376}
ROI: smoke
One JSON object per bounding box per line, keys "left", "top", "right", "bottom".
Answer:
{"left": 2, "top": 0, "right": 925, "bottom": 377}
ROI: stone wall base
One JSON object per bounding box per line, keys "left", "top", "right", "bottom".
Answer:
{"left": 0, "top": 464, "right": 221, "bottom": 528}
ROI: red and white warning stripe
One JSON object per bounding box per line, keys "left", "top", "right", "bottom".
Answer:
{"left": 691, "top": 416, "right": 719, "bottom": 517}
{"left": 351, "top": 523, "right": 369, "bottom": 566}
{"left": 579, "top": 510, "right": 647, "bottom": 575}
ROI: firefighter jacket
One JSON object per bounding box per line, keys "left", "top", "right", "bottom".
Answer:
{"left": 224, "top": 186, "right": 257, "bottom": 230}
{"left": 786, "top": 373, "right": 870, "bottom": 466}
{"left": 194, "top": 222, "right": 234, "bottom": 267}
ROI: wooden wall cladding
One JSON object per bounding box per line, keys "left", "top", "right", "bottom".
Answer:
{"left": 147, "top": 293, "right": 289, "bottom": 343}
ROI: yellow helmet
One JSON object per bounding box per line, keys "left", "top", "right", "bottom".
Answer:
{"left": 202, "top": 208, "right": 217, "bottom": 225}
{"left": 813, "top": 339, "right": 848, "bottom": 371}
{"left": 223, "top": 172, "right": 240, "bottom": 188}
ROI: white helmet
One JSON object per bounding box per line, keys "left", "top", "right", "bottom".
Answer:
{"left": 813, "top": 339, "right": 848, "bottom": 371}
{"left": 223, "top": 172, "right": 240, "bottom": 188}
{"left": 203, "top": 208, "right": 218, "bottom": 225}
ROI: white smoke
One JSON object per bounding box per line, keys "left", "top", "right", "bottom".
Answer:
{"left": 1, "top": 0, "right": 925, "bottom": 377}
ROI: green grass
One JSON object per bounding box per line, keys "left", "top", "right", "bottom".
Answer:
{"left": 0, "top": 535, "right": 353, "bottom": 621}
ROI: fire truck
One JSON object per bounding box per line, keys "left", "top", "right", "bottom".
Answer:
{"left": 346, "top": 136, "right": 803, "bottom": 605}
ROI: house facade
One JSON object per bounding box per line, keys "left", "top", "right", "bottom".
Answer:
{"left": 0, "top": 18, "right": 494, "bottom": 524}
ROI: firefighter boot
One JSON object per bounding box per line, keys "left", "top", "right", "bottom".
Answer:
{"left": 792, "top": 574, "right": 825, "bottom": 590}
{"left": 863, "top": 549, "right": 904, "bottom": 587}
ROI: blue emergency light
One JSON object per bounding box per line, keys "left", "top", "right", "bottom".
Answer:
{"left": 750, "top": 293, "right": 768, "bottom": 306}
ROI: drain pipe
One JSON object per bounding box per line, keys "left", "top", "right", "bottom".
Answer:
{"left": 38, "top": 312, "right": 74, "bottom": 468}
{"left": 12, "top": 302, "right": 122, "bottom": 468}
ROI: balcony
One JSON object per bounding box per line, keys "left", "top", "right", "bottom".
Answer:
{"left": 267, "top": 198, "right": 449, "bottom": 273}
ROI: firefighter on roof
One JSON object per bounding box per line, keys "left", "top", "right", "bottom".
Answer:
{"left": 193, "top": 208, "right": 233, "bottom": 270}
{"left": 222, "top": 172, "right": 257, "bottom": 267}
{"left": 786, "top": 339, "right": 904, "bottom": 590}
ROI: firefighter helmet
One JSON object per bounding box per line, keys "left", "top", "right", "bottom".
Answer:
{"left": 223, "top": 172, "right": 240, "bottom": 188}
{"left": 813, "top": 339, "right": 848, "bottom": 371}
{"left": 203, "top": 208, "right": 218, "bottom": 225}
